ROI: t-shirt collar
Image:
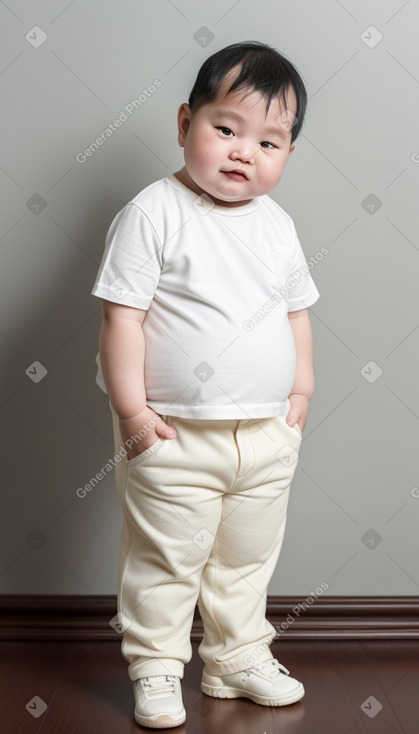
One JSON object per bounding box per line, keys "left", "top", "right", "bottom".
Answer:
{"left": 166, "top": 173, "right": 260, "bottom": 216}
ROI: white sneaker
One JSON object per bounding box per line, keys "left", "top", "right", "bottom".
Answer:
{"left": 133, "top": 674, "right": 186, "bottom": 728}
{"left": 201, "top": 659, "right": 304, "bottom": 706}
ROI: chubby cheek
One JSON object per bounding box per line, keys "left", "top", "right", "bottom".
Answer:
{"left": 185, "top": 129, "right": 221, "bottom": 170}
{"left": 259, "top": 158, "right": 287, "bottom": 188}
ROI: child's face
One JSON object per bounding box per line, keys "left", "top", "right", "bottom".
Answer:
{"left": 176, "top": 68, "right": 297, "bottom": 207}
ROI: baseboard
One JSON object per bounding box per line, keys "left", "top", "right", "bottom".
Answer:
{"left": 1, "top": 595, "right": 418, "bottom": 640}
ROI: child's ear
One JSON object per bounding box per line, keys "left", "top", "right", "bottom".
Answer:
{"left": 287, "top": 144, "right": 296, "bottom": 159}
{"left": 177, "top": 103, "right": 192, "bottom": 147}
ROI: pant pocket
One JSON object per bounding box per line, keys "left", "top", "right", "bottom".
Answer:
{"left": 278, "top": 413, "right": 302, "bottom": 441}
{"left": 125, "top": 412, "right": 175, "bottom": 468}
{"left": 292, "top": 421, "right": 302, "bottom": 438}
{"left": 126, "top": 436, "right": 166, "bottom": 468}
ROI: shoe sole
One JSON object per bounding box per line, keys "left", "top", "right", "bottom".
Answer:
{"left": 134, "top": 710, "right": 186, "bottom": 728}
{"left": 201, "top": 680, "right": 305, "bottom": 706}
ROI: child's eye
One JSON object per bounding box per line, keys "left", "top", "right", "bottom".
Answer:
{"left": 216, "top": 126, "right": 234, "bottom": 137}
{"left": 216, "top": 127, "right": 277, "bottom": 149}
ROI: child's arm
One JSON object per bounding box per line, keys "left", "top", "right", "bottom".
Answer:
{"left": 287, "top": 308, "right": 314, "bottom": 432}
{"left": 99, "top": 300, "right": 147, "bottom": 418}
{"left": 98, "top": 299, "right": 176, "bottom": 458}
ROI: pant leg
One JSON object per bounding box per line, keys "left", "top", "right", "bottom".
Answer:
{"left": 109, "top": 404, "right": 239, "bottom": 681}
{"left": 197, "top": 409, "right": 303, "bottom": 676}
{"left": 109, "top": 402, "right": 132, "bottom": 581}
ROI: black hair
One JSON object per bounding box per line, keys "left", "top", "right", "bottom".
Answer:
{"left": 188, "top": 41, "right": 307, "bottom": 143}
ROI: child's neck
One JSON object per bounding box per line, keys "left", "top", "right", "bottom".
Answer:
{"left": 172, "top": 168, "right": 253, "bottom": 208}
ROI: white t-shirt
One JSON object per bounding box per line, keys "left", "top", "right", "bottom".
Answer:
{"left": 91, "top": 173, "right": 320, "bottom": 419}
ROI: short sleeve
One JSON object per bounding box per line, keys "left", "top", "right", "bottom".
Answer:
{"left": 286, "top": 221, "right": 320, "bottom": 312}
{"left": 91, "top": 203, "right": 162, "bottom": 309}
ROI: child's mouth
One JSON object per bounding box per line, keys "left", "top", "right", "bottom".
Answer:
{"left": 223, "top": 171, "right": 248, "bottom": 181}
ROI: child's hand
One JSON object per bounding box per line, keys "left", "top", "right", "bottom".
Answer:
{"left": 118, "top": 407, "right": 177, "bottom": 461}
{"left": 286, "top": 393, "right": 310, "bottom": 433}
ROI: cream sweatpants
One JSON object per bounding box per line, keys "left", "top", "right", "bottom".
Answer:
{"left": 109, "top": 400, "right": 302, "bottom": 682}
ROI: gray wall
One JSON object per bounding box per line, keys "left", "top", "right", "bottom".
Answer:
{"left": 1, "top": 0, "right": 418, "bottom": 597}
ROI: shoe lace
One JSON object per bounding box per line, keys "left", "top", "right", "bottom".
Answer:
{"left": 250, "top": 659, "right": 290, "bottom": 680}
{"left": 143, "top": 675, "right": 178, "bottom": 698}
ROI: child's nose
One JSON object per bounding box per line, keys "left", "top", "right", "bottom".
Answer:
{"left": 230, "top": 140, "right": 257, "bottom": 163}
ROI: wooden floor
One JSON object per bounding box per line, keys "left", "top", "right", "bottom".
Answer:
{"left": 1, "top": 639, "right": 418, "bottom": 733}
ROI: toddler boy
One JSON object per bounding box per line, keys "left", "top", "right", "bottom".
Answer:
{"left": 91, "top": 40, "right": 320, "bottom": 729}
